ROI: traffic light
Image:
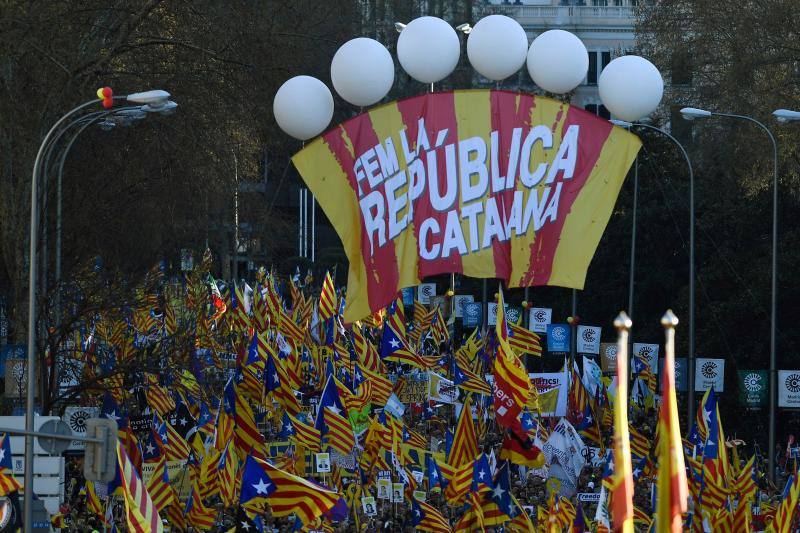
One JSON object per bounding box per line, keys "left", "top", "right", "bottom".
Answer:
{"left": 83, "top": 418, "right": 118, "bottom": 482}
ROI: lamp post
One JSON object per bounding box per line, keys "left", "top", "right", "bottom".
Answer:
{"left": 24, "top": 89, "right": 171, "bottom": 531}
{"left": 611, "top": 119, "right": 696, "bottom": 425}
{"left": 680, "top": 106, "right": 779, "bottom": 481}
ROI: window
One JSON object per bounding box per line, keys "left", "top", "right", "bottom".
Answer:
{"left": 587, "top": 52, "right": 598, "bottom": 85}
{"left": 592, "top": 0, "right": 608, "bottom": 5}
{"left": 587, "top": 51, "right": 612, "bottom": 85}
{"left": 585, "top": 104, "right": 611, "bottom": 120}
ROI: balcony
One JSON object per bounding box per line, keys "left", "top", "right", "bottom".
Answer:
{"left": 485, "top": 4, "right": 637, "bottom": 29}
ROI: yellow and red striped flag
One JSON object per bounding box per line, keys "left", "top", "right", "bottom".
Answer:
{"left": 448, "top": 396, "right": 478, "bottom": 468}
{"left": 318, "top": 271, "right": 337, "bottom": 321}
{"left": 257, "top": 458, "right": 342, "bottom": 526}
{"left": 610, "top": 313, "right": 634, "bottom": 533}
{"left": 656, "top": 311, "right": 688, "bottom": 533}
{"left": 144, "top": 456, "right": 174, "bottom": 513}
{"left": 493, "top": 289, "right": 531, "bottom": 438}
{"left": 287, "top": 412, "right": 322, "bottom": 452}
{"left": 508, "top": 322, "right": 542, "bottom": 356}
{"left": 0, "top": 435, "right": 21, "bottom": 496}
{"left": 320, "top": 406, "right": 356, "bottom": 455}
{"left": 185, "top": 484, "right": 216, "bottom": 530}
{"left": 292, "top": 90, "right": 640, "bottom": 322}
{"left": 117, "top": 442, "right": 164, "bottom": 533}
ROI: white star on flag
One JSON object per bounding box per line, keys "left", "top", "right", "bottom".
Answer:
{"left": 252, "top": 478, "right": 271, "bottom": 494}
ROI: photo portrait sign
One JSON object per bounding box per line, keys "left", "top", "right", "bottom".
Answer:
{"left": 293, "top": 90, "right": 641, "bottom": 322}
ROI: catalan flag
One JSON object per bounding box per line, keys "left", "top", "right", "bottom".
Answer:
{"left": 117, "top": 442, "right": 163, "bottom": 533}
{"left": 185, "top": 485, "right": 216, "bottom": 531}
{"left": 218, "top": 443, "right": 238, "bottom": 507}
{"left": 410, "top": 496, "right": 452, "bottom": 533}
{"left": 144, "top": 456, "right": 174, "bottom": 513}
{"left": 492, "top": 291, "right": 530, "bottom": 439}
{"left": 286, "top": 412, "right": 322, "bottom": 452}
{"left": 448, "top": 396, "right": 478, "bottom": 468}
{"left": 609, "top": 319, "right": 634, "bottom": 533}
{"left": 508, "top": 321, "right": 542, "bottom": 356}
{"left": 655, "top": 313, "right": 688, "bottom": 533}
{"left": 318, "top": 271, "right": 337, "bottom": 321}
{"left": 256, "top": 458, "right": 342, "bottom": 526}
{"left": 319, "top": 406, "right": 356, "bottom": 455}
{"left": 0, "top": 434, "right": 21, "bottom": 496}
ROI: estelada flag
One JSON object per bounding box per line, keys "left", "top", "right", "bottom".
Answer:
{"left": 292, "top": 90, "right": 641, "bottom": 322}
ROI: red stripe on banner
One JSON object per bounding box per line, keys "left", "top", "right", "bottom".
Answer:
{"left": 520, "top": 106, "right": 613, "bottom": 286}
{"left": 322, "top": 114, "right": 400, "bottom": 314}
{"left": 490, "top": 91, "right": 536, "bottom": 280}
{"left": 396, "top": 92, "right": 463, "bottom": 279}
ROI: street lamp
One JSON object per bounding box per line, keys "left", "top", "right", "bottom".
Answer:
{"left": 679, "top": 106, "right": 779, "bottom": 481}
{"left": 773, "top": 109, "right": 800, "bottom": 123}
{"left": 611, "top": 119, "right": 696, "bottom": 425}
{"left": 24, "top": 89, "right": 171, "bottom": 531}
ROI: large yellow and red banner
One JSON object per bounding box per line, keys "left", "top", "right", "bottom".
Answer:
{"left": 292, "top": 90, "right": 641, "bottom": 322}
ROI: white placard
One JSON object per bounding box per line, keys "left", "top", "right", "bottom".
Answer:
{"left": 315, "top": 452, "right": 331, "bottom": 473}
{"left": 417, "top": 283, "right": 436, "bottom": 304}
{"left": 64, "top": 406, "right": 99, "bottom": 451}
{"left": 529, "top": 308, "right": 552, "bottom": 333}
{"left": 377, "top": 479, "right": 391, "bottom": 500}
{"left": 576, "top": 325, "right": 601, "bottom": 354}
{"left": 778, "top": 371, "right": 800, "bottom": 408}
{"left": 528, "top": 372, "right": 568, "bottom": 417}
{"left": 632, "top": 343, "right": 659, "bottom": 373}
{"left": 453, "top": 295, "right": 474, "bottom": 318}
{"left": 362, "top": 496, "right": 377, "bottom": 516}
{"left": 694, "top": 358, "right": 725, "bottom": 392}
{"left": 413, "top": 490, "right": 426, "bottom": 502}
{"left": 392, "top": 482, "right": 405, "bottom": 503}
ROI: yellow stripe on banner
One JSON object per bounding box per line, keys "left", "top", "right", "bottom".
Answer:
{"left": 364, "top": 102, "right": 421, "bottom": 291}
{"left": 453, "top": 90, "right": 496, "bottom": 277}
{"left": 291, "top": 129, "right": 371, "bottom": 321}
{"left": 508, "top": 98, "right": 568, "bottom": 284}
{"left": 548, "top": 128, "right": 641, "bottom": 288}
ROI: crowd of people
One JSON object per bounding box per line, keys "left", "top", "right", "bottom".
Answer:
{"left": 5, "top": 253, "right": 792, "bottom": 532}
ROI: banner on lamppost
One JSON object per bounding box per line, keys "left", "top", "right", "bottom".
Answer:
{"left": 529, "top": 307, "right": 552, "bottom": 333}
{"left": 659, "top": 357, "right": 687, "bottom": 392}
{"left": 576, "top": 325, "right": 601, "bottom": 354}
{"left": 529, "top": 372, "right": 568, "bottom": 417}
{"left": 547, "top": 324, "right": 571, "bottom": 353}
{"left": 694, "top": 358, "right": 725, "bottom": 392}
{"left": 778, "top": 371, "right": 800, "bottom": 408}
{"left": 417, "top": 283, "right": 436, "bottom": 304}
{"left": 453, "top": 295, "right": 474, "bottom": 318}
{"left": 292, "top": 90, "right": 642, "bottom": 322}
{"left": 738, "top": 370, "right": 767, "bottom": 408}
{"left": 462, "top": 302, "right": 482, "bottom": 328}
{"left": 632, "top": 343, "right": 659, "bottom": 374}
{"left": 599, "top": 343, "right": 618, "bottom": 372}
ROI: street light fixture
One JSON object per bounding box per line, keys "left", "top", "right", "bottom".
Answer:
{"left": 24, "top": 89, "right": 171, "bottom": 531}
{"left": 679, "top": 105, "right": 779, "bottom": 482}
{"left": 394, "top": 22, "right": 406, "bottom": 33}
{"left": 456, "top": 23, "right": 472, "bottom": 34}
{"left": 773, "top": 109, "right": 800, "bottom": 123}
{"left": 611, "top": 118, "right": 696, "bottom": 426}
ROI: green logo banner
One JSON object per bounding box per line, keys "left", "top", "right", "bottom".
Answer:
{"left": 738, "top": 370, "right": 768, "bottom": 408}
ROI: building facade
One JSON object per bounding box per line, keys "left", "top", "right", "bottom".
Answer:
{"left": 485, "top": 0, "right": 639, "bottom": 118}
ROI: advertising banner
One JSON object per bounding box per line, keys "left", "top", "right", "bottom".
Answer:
{"left": 462, "top": 302, "right": 482, "bottom": 328}
{"left": 599, "top": 343, "right": 618, "bottom": 372}
{"left": 778, "top": 370, "right": 800, "bottom": 408}
{"left": 453, "top": 295, "right": 474, "bottom": 318}
{"left": 547, "top": 324, "right": 571, "bottom": 353}
{"left": 529, "top": 372, "right": 568, "bottom": 417}
{"left": 529, "top": 307, "right": 552, "bottom": 333}
{"left": 632, "top": 343, "right": 659, "bottom": 374}
{"left": 658, "top": 357, "right": 687, "bottom": 392}
{"left": 739, "top": 370, "right": 767, "bottom": 408}
{"left": 417, "top": 283, "right": 436, "bottom": 304}
{"left": 694, "top": 358, "right": 725, "bottom": 392}
{"left": 576, "top": 325, "right": 601, "bottom": 354}
{"left": 293, "top": 90, "right": 641, "bottom": 322}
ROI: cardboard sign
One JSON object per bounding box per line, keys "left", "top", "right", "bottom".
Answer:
{"left": 315, "top": 453, "right": 331, "bottom": 473}
{"left": 362, "top": 496, "right": 377, "bottom": 516}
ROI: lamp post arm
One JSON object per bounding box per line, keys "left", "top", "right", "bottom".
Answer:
{"left": 713, "top": 111, "right": 778, "bottom": 482}
{"left": 24, "top": 96, "right": 102, "bottom": 533}
{"left": 631, "top": 121, "right": 696, "bottom": 426}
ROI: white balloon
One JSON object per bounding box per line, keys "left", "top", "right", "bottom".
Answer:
{"left": 331, "top": 37, "right": 394, "bottom": 107}
{"left": 467, "top": 15, "right": 528, "bottom": 81}
{"left": 599, "top": 56, "right": 664, "bottom": 122}
{"left": 397, "top": 16, "right": 460, "bottom": 84}
{"left": 527, "top": 30, "right": 588, "bottom": 94}
{"left": 273, "top": 76, "right": 334, "bottom": 140}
